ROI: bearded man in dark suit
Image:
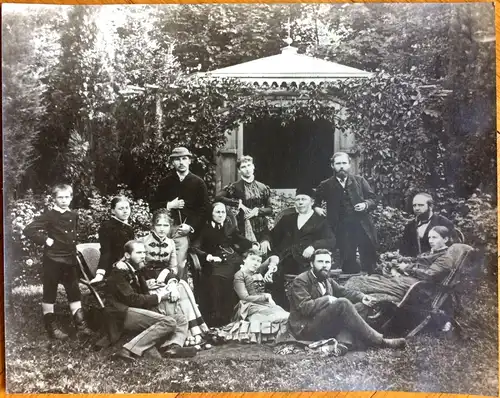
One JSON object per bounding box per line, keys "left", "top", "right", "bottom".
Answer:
{"left": 288, "top": 249, "right": 406, "bottom": 352}
{"left": 399, "top": 192, "right": 457, "bottom": 257}
{"left": 314, "top": 152, "right": 378, "bottom": 275}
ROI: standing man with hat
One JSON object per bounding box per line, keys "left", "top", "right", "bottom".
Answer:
{"left": 151, "top": 147, "right": 210, "bottom": 280}
{"left": 314, "top": 152, "right": 378, "bottom": 275}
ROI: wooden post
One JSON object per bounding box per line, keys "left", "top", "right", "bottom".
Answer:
{"left": 155, "top": 92, "right": 163, "bottom": 141}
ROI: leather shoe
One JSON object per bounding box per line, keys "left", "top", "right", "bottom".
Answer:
{"left": 161, "top": 344, "right": 197, "bottom": 358}
{"left": 382, "top": 338, "right": 406, "bottom": 349}
{"left": 114, "top": 348, "right": 137, "bottom": 362}
{"left": 143, "top": 346, "right": 163, "bottom": 361}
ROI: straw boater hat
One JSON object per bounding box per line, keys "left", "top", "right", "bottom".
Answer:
{"left": 169, "top": 147, "right": 193, "bottom": 161}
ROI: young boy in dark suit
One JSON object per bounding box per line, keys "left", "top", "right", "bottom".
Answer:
{"left": 24, "top": 184, "right": 92, "bottom": 339}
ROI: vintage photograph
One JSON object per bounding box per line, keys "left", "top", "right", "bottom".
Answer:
{"left": 2, "top": 2, "right": 498, "bottom": 394}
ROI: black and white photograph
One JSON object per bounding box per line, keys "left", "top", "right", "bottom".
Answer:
{"left": 2, "top": 2, "right": 498, "bottom": 394}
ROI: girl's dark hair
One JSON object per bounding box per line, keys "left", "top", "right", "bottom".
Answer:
{"left": 430, "top": 226, "right": 450, "bottom": 240}
{"left": 110, "top": 195, "right": 130, "bottom": 210}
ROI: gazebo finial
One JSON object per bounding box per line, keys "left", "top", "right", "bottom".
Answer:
{"left": 283, "top": 18, "right": 293, "bottom": 47}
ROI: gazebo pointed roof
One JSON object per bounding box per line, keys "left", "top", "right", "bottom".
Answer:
{"left": 203, "top": 45, "right": 372, "bottom": 86}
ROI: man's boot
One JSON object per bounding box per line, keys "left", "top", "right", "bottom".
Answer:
{"left": 73, "top": 308, "right": 94, "bottom": 336}
{"left": 160, "top": 343, "right": 197, "bottom": 358}
{"left": 44, "top": 313, "right": 69, "bottom": 340}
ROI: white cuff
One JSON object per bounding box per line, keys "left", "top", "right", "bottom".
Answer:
{"left": 157, "top": 269, "right": 171, "bottom": 283}
{"left": 96, "top": 269, "right": 106, "bottom": 276}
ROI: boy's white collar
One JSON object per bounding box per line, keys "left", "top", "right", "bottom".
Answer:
{"left": 53, "top": 205, "right": 70, "bottom": 213}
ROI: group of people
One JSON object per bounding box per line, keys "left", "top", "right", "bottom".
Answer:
{"left": 23, "top": 146, "right": 464, "bottom": 361}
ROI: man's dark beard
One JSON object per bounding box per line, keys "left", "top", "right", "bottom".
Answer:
{"left": 316, "top": 269, "right": 329, "bottom": 281}
{"left": 416, "top": 209, "right": 431, "bottom": 222}
{"left": 336, "top": 170, "right": 347, "bottom": 180}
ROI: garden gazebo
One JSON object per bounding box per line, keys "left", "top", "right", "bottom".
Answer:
{"left": 204, "top": 41, "right": 372, "bottom": 193}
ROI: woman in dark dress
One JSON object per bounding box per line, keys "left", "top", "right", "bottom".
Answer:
{"left": 90, "top": 196, "right": 135, "bottom": 284}
{"left": 193, "top": 202, "right": 255, "bottom": 327}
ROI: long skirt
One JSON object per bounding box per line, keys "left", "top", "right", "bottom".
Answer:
{"left": 216, "top": 300, "right": 289, "bottom": 343}
{"left": 198, "top": 251, "right": 242, "bottom": 328}
{"left": 155, "top": 280, "right": 209, "bottom": 338}
{"left": 344, "top": 274, "right": 419, "bottom": 303}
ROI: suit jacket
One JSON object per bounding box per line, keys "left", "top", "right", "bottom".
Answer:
{"left": 269, "top": 212, "right": 336, "bottom": 265}
{"left": 215, "top": 179, "right": 272, "bottom": 240}
{"left": 315, "top": 174, "right": 378, "bottom": 245}
{"left": 399, "top": 213, "right": 457, "bottom": 257}
{"left": 151, "top": 172, "right": 210, "bottom": 237}
{"left": 106, "top": 261, "right": 160, "bottom": 313}
{"left": 288, "top": 270, "right": 364, "bottom": 337}
{"left": 23, "top": 209, "right": 78, "bottom": 264}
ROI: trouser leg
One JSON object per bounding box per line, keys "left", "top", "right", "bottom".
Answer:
{"left": 42, "top": 258, "right": 62, "bottom": 303}
{"left": 270, "top": 257, "right": 301, "bottom": 311}
{"left": 61, "top": 264, "right": 82, "bottom": 302}
{"left": 356, "top": 224, "right": 377, "bottom": 275}
{"left": 339, "top": 223, "right": 360, "bottom": 274}
{"left": 302, "top": 298, "right": 383, "bottom": 346}
{"left": 159, "top": 312, "right": 188, "bottom": 348}
{"left": 122, "top": 307, "right": 177, "bottom": 356}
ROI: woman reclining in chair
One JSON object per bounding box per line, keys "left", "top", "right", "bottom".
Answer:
{"left": 344, "top": 226, "right": 456, "bottom": 304}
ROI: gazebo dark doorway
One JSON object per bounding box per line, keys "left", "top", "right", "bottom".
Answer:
{"left": 244, "top": 117, "right": 334, "bottom": 189}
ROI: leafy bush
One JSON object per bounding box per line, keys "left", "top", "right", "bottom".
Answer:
{"left": 372, "top": 205, "right": 412, "bottom": 253}
{"left": 448, "top": 191, "right": 497, "bottom": 274}
{"left": 7, "top": 192, "right": 51, "bottom": 262}
{"left": 267, "top": 191, "right": 296, "bottom": 230}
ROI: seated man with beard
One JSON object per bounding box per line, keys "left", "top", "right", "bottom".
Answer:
{"left": 106, "top": 240, "right": 198, "bottom": 361}
{"left": 288, "top": 249, "right": 406, "bottom": 353}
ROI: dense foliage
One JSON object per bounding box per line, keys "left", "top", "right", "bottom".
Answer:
{"left": 3, "top": 3, "right": 496, "bottom": 265}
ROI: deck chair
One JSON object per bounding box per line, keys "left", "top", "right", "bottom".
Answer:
{"left": 76, "top": 243, "right": 122, "bottom": 345}
{"left": 76, "top": 243, "right": 104, "bottom": 307}
{"left": 374, "top": 243, "right": 479, "bottom": 337}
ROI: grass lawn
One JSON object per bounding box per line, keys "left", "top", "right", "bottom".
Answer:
{"left": 4, "top": 267, "right": 498, "bottom": 395}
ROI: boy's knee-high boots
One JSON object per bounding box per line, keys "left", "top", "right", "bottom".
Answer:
{"left": 44, "top": 313, "right": 69, "bottom": 340}
{"left": 73, "top": 308, "right": 93, "bottom": 336}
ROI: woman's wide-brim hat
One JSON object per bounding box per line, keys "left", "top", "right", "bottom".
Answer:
{"left": 169, "top": 147, "right": 193, "bottom": 160}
